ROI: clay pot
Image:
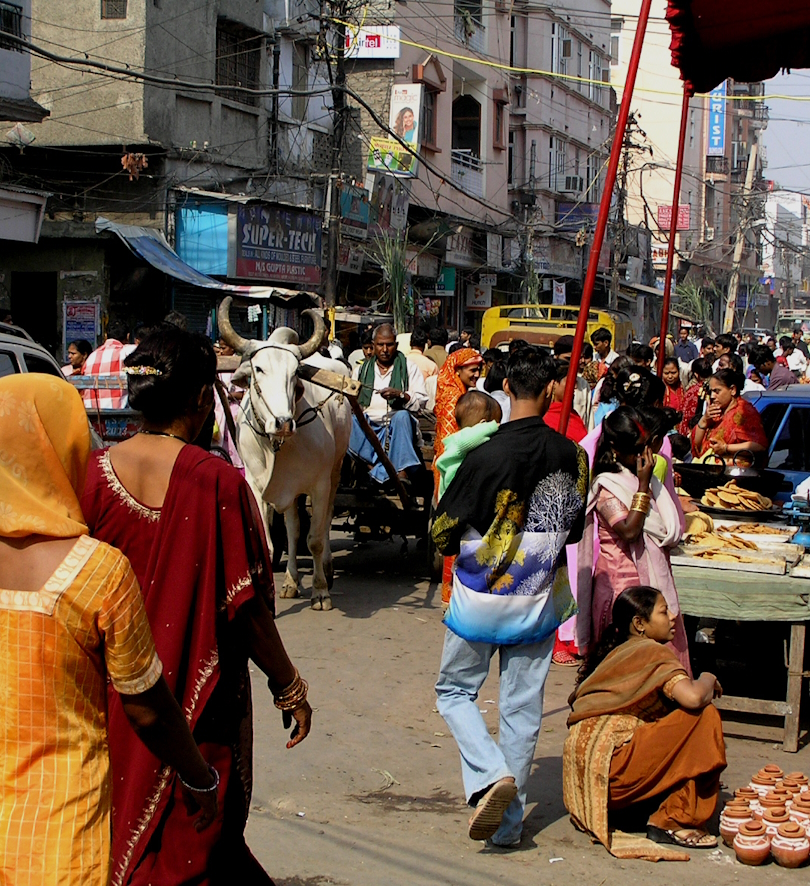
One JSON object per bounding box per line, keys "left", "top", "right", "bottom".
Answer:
{"left": 735, "top": 787, "right": 759, "bottom": 802}
{"left": 762, "top": 807, "right": 791, "bottom": 837}
{"left": 786, "top": 772, "right": 808, "bottom": 787}
{"left": 750, "top": 774, "right": 780, "bottom": 796}
{"left": 782, "top": 778, "right": 803, "bottom": 796}
{"left": 790, "top": 798, "right": 810, "bottom": 833}
{"left": 756, "top": 794, "right": 788, "bottom": 820}
{"left": 771, "top": 821, "right": 810, "bottom": 868}
{"left": 761, "top": 764, "right": 785, "bottom": 779}
{"left": 720, "top": 805, "right": 753, "bottom": 847}
{"left": 734, "top": 821, "right": 772, "bottom": 866}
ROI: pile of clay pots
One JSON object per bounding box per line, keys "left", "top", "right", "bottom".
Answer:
{"left": 719, "top": 766, "right": 810, "bottom": 867}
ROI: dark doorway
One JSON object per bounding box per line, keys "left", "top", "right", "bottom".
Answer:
{"left": 10, "top": 272, "right": 59, "bottom": 356}
{"left": 452, "top": 94, "right": 481, "bottom": 156}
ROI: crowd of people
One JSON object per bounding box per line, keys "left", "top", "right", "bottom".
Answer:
{"left": 2, "top": 314, "right": 795, "bottom": 882}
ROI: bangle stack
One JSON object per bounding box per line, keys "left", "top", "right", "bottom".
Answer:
{"left": 178, "top": 764, "right": 219, "bottom": 793}
{"left": 630, "top": 492, "right": 651, "bottom": 515}
{"left": 272, "top": 668, "right": 309, "bottom": 711}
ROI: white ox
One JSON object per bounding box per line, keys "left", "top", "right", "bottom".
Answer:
{"left": 218, "top": 297, "right": 351, "bottom": 610}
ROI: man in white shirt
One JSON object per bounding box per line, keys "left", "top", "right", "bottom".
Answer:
{"left": 407, "top": 327, "right": 438, "bottom": 379}
{"left": 590, "top": 327, "right": 619, "bottom": 369}
{"left": 350, "top": 324, "right": 427, "bottom": 483}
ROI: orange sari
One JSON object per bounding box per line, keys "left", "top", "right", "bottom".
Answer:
{"left": 432, "top": 347, "right": 482, "bottom": 606}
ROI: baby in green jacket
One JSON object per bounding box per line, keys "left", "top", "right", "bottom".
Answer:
{"left": 436, "top": 390, "right": 503, "bottom": 500}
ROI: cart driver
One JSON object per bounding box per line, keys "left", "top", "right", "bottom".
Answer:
{"left": 349, "top": 324, "right": 428, "bottom": 485}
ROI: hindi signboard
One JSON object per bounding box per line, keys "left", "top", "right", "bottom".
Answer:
{"left": 62, "top": 301, "right": 98, "bottom": 360}
{"left": 339, "top": 184, "right": 370, "bottom": 239}
{"left": 229, "top": 204, "right": 322, "bottom": 285}
{"left": 657, "top": 204, "right": 691, "bottom": 231}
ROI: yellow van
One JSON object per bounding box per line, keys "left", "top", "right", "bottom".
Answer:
{"left": 480, "top": 304, "right": 635, "bottom": 352}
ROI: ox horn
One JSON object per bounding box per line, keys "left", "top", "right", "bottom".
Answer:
{"left": 217, "top": 296, "right": 251, "bottom": 354}
{"left": 298, "top": 308, "right": 325, "bottom": 360}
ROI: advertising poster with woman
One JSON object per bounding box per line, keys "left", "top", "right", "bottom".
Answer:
{"left": 367, "top": 84, "right": 423, "bottom": 178}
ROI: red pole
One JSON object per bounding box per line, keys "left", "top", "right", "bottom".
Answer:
{"left": 558, "top": 0, "right": 653, "bottom": 432}
{"left": 657, "top": 87, "right": 690, "bottom": 377}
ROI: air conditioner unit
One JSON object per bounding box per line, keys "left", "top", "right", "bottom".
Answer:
{"left": 564, "top": 175, "right": 584, "bottom": 192}
{"left": 705, "top": 226, "right": 715, "bottom": 241}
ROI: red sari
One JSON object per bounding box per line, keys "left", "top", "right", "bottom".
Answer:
{"left": 690, "top": 397, "right": 768, "bottom": 460}
{"left": 677, "top": 382, "right": 702, "bottom": 436}
{"left": 664, "top": 382, "right": 685, "bottom": 414}
{"left": 81, "top": 445, "right": 275, "bottom": 886}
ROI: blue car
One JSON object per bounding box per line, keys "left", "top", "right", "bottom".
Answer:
{"left": 744, "top": 386, "right": 810, "bottom": 496}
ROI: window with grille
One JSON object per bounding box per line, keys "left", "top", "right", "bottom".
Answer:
{"left": 0, "top": 2, "right": 23, "bottom": 50}
{"left": 100, "top": 0, "right": 127, "bottom": 19}
{"left": 216, "top": 19, "right": 261, "bottom": 107}
{"left": 549, "top": 137, "right": 566, "bottom": 191}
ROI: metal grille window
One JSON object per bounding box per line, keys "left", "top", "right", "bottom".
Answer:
{"left": 100, "top": 0, "right": 127, "bottom": 19}
{"left": 0, "top": 2, "right": 23, "bottom": 51}
{"left": 421, "top": 88, "right": 437, "bottom": 148}
{"left": 216, "top": 20, "right": 261, "bottom": 107}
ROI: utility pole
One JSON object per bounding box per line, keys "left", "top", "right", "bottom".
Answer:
{"left": 521, "top": 140, "right": 537, "bottom": 302}
{"left": 322, "top": 2, "right": 347, "bottom": 310}
{"left": 610, "top": 115, "right": 633, "bottom": 311}
{"left": 723, "top": 139, "right": 758, "bottom": 332}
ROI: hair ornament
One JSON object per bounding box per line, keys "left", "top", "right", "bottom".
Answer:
{"left": 622, "top": 372, "right": 642, "bottom": 392}
{"left": 123, "top": 366, "right": 163, "bottom": 376}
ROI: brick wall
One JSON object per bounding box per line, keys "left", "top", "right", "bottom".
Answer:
{"left": 344, "top": 60, "right": 395, "bottom": 181}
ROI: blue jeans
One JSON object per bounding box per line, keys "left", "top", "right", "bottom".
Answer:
{"left": 348, "top": 409, "right": 421, "bottom": 483}
{"left": 435, "top": 628, "right": 554, "bottom": 845}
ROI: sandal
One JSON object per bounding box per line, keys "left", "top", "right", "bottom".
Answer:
{"left": 552, "top": 649, "right": 580, "bottom": 667}
{"left": 468, "top": 778, "right": 518, "bottom": 841}
{"left": 647, "top": 824, "right": 717, "bottom": 849}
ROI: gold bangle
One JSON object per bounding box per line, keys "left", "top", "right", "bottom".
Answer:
{"left": 272, "top": 669, "right": 309, "bottom": 711}
{"left": 630, "top": 505, "right": 650, "bottom": 515}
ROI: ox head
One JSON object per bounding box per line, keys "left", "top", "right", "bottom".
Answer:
{"left": 217, "top": 296, "right": 324, "bottom": 441}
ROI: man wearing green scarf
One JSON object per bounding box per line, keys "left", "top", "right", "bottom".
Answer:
{"left": 349, "top": 324, "right": 428, "bottom": 484}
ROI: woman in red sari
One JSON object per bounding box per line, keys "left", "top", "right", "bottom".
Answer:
{"left": 81, "top": 327, "right": 312, "bottom": 886}
{"left": 433, "top": 347, "right": 483, "bottom": 607}
{"left": 661, "top": 358, "right": 685, "bottom": 415}
{"left": 677, "top": 357, "right": 712, "bottom": 437}
{"left": 690, "top": 368, "right": 768, "bottom": 464}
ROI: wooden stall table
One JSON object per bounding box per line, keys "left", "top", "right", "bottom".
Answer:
{"left": 673, "top": 565, "right": 810, "bottom": 752}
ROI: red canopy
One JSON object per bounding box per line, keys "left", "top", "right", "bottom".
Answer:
{"left": 667, "top": 0, "right": 810, "bottom": 95}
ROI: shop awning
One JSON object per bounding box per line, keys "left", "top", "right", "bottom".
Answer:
{"left": 666, "top": 0, "right": 810, "bottom": 95}
{"left": 95, "top": 217, "right": 318, "bottom": 303}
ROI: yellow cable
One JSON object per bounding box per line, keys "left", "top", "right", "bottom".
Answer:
{"left": 332, "top": 16, "right": 810, "bottom": 102}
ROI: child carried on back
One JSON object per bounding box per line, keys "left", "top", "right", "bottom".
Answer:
{"left": 435, "top": 390, "right": 503, "bottom": 499}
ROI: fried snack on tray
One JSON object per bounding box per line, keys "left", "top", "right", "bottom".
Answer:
{"left": 733, "top": 523, "right": 791, "bottom": 535}
{"left": 693, "top": 550, "right": 757, "bottom": 563}
{"left": 684, "top": 531, "right": 759, "bottom": 550}
{"left": 699, "top": 480, "right": 773, "bottom": 512}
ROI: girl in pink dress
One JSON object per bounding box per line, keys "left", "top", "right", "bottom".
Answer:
{"left": 577, "top": 406, "right": 691, "bottom": 674}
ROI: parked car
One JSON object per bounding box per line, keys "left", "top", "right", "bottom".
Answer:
{"left": 744, "top": 386, "right": 810, "bottom": 496}
{"left": 0, "top": 331, "right": 64, "bottom": 378}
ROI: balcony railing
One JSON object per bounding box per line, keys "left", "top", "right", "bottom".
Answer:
{"left": 451, "top": 149, "right": 484, "bottom": 197}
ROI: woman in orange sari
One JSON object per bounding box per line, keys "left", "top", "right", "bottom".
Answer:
{"left": 433, "top": 347, "right": 483, "bottom": 607}
{"left": 691, "top": 368, "right": 768, "bottom": 464}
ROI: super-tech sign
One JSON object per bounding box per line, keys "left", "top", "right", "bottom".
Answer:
{"left": 229, "top": 204, "right": 322, "bottom": 285}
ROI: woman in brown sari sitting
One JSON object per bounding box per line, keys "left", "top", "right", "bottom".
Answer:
{"left": 563, "top": 586, "right": 726, "bottom": 859}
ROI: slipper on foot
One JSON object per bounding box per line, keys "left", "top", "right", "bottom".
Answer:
{"left": 552, "top": 649, "right": 580, "bottom": 667}
{"left": 468, "top": 778, "right": 518, "bottom": 841}
{"left": 647, "top": 824, "right": 717, "bottom": 849}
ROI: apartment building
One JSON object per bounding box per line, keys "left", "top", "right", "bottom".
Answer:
{"left": 0, "top": 0, "right": 332, "bottom": 351}
{"left": 509, "top": 0, "right": 612, "bottom": 301}
{"left": 762, "top": 189, "right": 810, "bottom": 313}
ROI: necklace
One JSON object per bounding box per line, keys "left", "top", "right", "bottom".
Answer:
{"left": 138, "top": 429, "right": 189, "bottom": 444}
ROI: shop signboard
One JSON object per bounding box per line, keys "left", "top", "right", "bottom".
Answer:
{"left": 555, "top": 201, "right": 599, "bottom": 232}
{"left": 62, "top": 301, "right": 99, "bottom": 359}
{"left": 345, "top": 25, "right": 401, "bottom": 59}
{"left": 552, "top": 280, "right": 566, "bottom": 305}
{"left": 432, "top": 266, "right": 456, "bottom": 296}
{"left": 365, "top": 172, "right": 410, "bottom": 237}
{"left": 657, "top": 204, "right": 691, "bottom": 231}
{"left": 338, "top": 240, "right": 364, "bottom": 274}
{"left": 339, "top": 184, "right": 370, "bottom": 239}
{"left": 466, "top": 283, "right": 492, "bottom": 309}
{"left": 707, "top": 81, "right": 727, "bottom": 156}
{"left": 446, "top": 228, "right": 478, "bottom": 268}
{"left": 229, "top": 204, "right": 322, "bottom": 285}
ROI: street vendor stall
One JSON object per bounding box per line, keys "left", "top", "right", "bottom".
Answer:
{"left": 674, "top": 566, "right": 809, "bottom": 753}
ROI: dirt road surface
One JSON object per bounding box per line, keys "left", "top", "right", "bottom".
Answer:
{"left": 246, "top": 537, "right": 809, "bottom": 885}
